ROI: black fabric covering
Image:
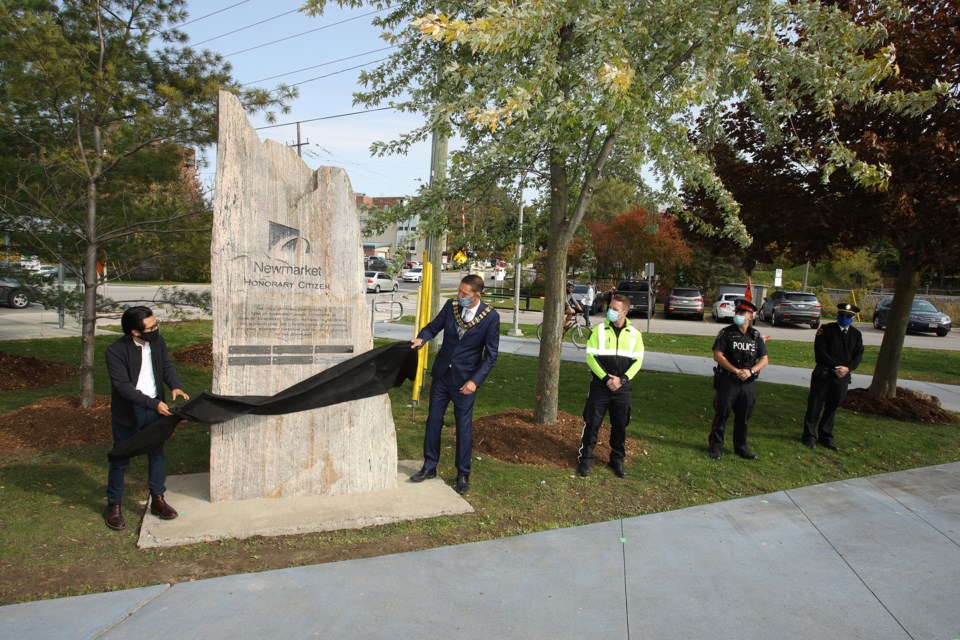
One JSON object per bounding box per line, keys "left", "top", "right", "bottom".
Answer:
{"left": 108, "top": 341, "right": 418, "bottom": 460}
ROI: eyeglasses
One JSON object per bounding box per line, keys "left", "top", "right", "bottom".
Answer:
{"left": 141, "top": 321, "right": 160, "bottom": 333}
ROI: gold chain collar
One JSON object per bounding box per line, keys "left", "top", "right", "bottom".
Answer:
{"left": 455, "top": 303, "right": 492, "bottom": 333}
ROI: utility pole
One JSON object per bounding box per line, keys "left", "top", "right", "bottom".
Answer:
{"left": 425, "top": 127, "right": 448, "bottom": 317}
{"left": 508, "top": 174, "right": 526, "bottom": 336}
{"left": 287, "top": 122, "right": 310, "bottom": 158}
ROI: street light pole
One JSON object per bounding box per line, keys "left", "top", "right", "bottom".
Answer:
{"left": 509, "top": 174, "right": 526, "bottom": 337}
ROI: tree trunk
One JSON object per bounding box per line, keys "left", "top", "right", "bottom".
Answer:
{"left": 79, "top": 178, "right": 99, "bottom": 408}
{"left": 533, "top": 157, "right": 570, "bottom": 424}
{"left": 868, "top": 257, "right": 920, "bottom": 398}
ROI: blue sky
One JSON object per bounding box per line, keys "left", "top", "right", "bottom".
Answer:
{"left": 182, "top": 1, "right": 431, "bottom": 198}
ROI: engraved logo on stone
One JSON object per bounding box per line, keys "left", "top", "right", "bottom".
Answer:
{"left": 268, "top": 220, "right": 312, "bottom": 258}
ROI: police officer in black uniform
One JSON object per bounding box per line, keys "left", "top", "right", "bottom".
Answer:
{"left": 801, "top": 303, "right": 864, "bottom": 451}
{"left": 709, "top": 299, "right": 768, "bottom": 460}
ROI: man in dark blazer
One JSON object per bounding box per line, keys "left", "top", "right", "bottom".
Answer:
{"left": 410, "top": 274, "right": 499, "bottom": 494}
{"left": 802, "top": 302, "right": 864, "bottom": 452}
{"left": 103, "top": 306, "right": 189, "bottom": 531}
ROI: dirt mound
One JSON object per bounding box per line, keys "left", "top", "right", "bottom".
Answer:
{"left": 0, "top": 352, "right": 79, "bottom": 392}
{"left": 0, "top": 395, "right": 111, "bottom": 451}
{"left": 473, "top": 408, "right": 641, "bottom": 468}
{"left": 172, "top": 342, "right": 213, "bottom": 368}
{"left": 844, "top": 387, "right": 958, "bottom": 424}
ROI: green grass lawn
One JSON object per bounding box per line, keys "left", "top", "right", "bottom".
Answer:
{"left": 0, "top": 320, "right": 958, "bottom": 604}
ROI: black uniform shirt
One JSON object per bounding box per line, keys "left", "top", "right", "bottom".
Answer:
{"left": 713, "top": 325, "right": 768, "bottom": 369}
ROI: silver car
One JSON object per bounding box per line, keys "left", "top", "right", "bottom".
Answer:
{"left": 364, "top": 271, "right": 398, "bottom": 293}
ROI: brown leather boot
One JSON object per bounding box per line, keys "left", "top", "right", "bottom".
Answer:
{"left": 104, "top": 503, "right": 125, "bottom": 531}
{"left": 150, "top": 494, "right": 178, "bottom": 520}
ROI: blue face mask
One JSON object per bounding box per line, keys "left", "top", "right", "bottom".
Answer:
{"left": 837, "top": 315, "right": 854, "bottom": 328}
{"left": 606, "top": 309, "right": 621, "bottom": 323}
{"left": 458, "top": 296, "right": 473, "bottom": 307}
{"left": 733, "top": 314, "right": 747, "bottom": 327}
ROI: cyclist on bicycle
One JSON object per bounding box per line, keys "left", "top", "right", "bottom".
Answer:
{"left": 565, "top": 281, "right": 583, "bottom": 328}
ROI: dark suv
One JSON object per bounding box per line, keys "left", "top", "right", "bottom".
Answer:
{"left": 664, "top": 287, "right": 704, "bottom": 320}
{"left": 758, "top": 290, "right": 821, "bottom": 328}
{"left": 613, "top": 280, "right": 654, "bottom": 318}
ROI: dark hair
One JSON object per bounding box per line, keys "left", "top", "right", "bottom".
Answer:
{"left": 460, "top": 274, "right": 485, "bottom": 293}
{"left": 121, "top": 306, "right": 154, "bottom": 335}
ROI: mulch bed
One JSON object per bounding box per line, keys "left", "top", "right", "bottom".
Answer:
{"left": 844, "top": 387, "right": 958, "bottom": 424}
{"left": 172, "top": 342, "right": 213, "bottom": 368}
{"left": 0, "top": 352, "right": 78, "bottom": 392}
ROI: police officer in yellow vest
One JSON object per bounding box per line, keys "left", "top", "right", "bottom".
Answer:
{"left": 577, "top": 293, "right": 644, "bottom": 478}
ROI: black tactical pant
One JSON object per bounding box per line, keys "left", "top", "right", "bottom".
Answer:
{"left": 579, "top": 377, "right": 631, "bottom": 464}
{"left": 708, "top": 374, "right": 756, "bottom": 456}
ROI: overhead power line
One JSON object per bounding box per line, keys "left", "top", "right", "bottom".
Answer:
{"left": 178, "top": 1, "right": 252, "bottom": 28}
{"left": 223, "top": 8, "right": 387, "bottom": 57}
{"left": 245, "top": 45, "right": 396, "bottom": 84}
{"left": 255, "top": 106, "right": 397, "bottom": 130}
{"left": 192, "top": 8, "right": 301, "bottom": 46}
{"left": 285, "top": 58, "right": 388, "bottom": 88}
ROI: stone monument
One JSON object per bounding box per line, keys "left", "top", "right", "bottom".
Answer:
{"left": 209, "top": 90, "right": 397, "bottom": 501}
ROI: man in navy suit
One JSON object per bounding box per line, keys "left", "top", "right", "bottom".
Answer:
{"left": 103, "top": 306, "right": 189, "bottom": 531}
{"left": 410, "top": 274, "right": 500, "bottom": 494}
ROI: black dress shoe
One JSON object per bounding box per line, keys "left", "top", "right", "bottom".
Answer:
{"left": 577, "top": 461, "right": 592, "bottom": 477}
{"left": 150, "top": 494, "right": 178, "bottom": 520}
{"left": 709, "top": 450, "right": 722, "bottom": 460}
{"left": 820, "top": 442, "right": 840, "bottom": 452}
{"left": 410, "top": 467, "right": 437, "bottom": 482}
{"left": 802, "top": 440, "right": 818, "bottom": 449}
{"left": 455, "top": 474, "right": 470, "bottom": 494}
{"left": 736, "top": 450, "right": 759, "bottom": 460}
{"left": 104, "top": 503, "right": 125, "bottom": 531}
{"left": 608, "top": 460, "right": 627, "bottom": 478}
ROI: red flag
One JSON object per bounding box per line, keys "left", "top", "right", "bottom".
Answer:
{"left": 744, "top": 277, "right": 753, "bottom": 302}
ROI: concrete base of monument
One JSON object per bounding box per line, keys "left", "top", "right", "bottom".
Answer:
{"left": 137, "top": 461, "right": 474, "bottom": 549}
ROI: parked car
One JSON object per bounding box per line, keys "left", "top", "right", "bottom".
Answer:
{"left": 365, "top": 257, "right": 390, "bottom": 272}
{"left": 664, "top": 287, "right": 704, "bottom": 320}
{"left": 364, "top": 271, "right": 398, "bottom": 293}
{"left": 711, "top": 292, "right": 741, "bottom": 322}
{"left": 758, "top": 290, "right": 822, "bottom": 328}
{"left": 405, "top": 260, "right": 420, "bottom": 269}
{"left": 0, "top": 262, "right": 36, "bottom": 309}
{"left": 873, "top": 298, "right": 952, "bottom": 337}
{"left": 572, "top": 284, "right": 603, "bottom": 314}
{"left": 613, "top": 280, "right": 655, "bottom": 318}
{"left": 0, "top": 275, "right": 33, "bottom": 309}
{"left": 402, "top": 266, "right": 423, "bottom": 283}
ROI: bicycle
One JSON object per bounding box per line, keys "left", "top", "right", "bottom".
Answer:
{"left": 536, "top": 314, "right": 590, "bottom": 349}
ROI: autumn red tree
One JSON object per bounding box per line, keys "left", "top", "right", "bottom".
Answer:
{"left": 693, "top": 0, "right": 959, "bottom": 397}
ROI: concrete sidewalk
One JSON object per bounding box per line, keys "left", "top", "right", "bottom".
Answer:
{"left": 374, "top": 322, "right": 960, "bottom": 412}
{"left": 2, "top": 462, "right": 958, "bottom": 639}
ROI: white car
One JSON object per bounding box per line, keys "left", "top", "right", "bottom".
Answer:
{"left": 364, "top": 271, "right": 398, "bottom": 293}
{"left": 402, "top": 267, "right": 423, "bottom": 283}
{"left": 711, "top": 293, "right": 741, "bottom": 322}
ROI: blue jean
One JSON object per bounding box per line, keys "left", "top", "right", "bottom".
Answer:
{"left": 106, "top": 405, "right": 166, "bottom": 504}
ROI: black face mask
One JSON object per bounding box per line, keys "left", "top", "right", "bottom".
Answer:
{"left": 141, "top": 329, "right": 160, "bottom": 343}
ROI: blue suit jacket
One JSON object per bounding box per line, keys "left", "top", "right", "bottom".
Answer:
{"left": 418, "top": 299, "right": 500, "bottom": 388}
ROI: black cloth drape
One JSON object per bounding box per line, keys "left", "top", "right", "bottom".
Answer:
{"left": 108, "top": 341, "right": 419, "bottom": 460}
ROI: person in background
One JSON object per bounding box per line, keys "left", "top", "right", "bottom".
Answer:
{"left": 409, "top": 274, "right": 500, "bottom": 494}
{"left": 581, "top": 281, "right": 596, "bottom": 327}
{"left": 708, "top": 299, "right": 768, "bottom": 460}
{"left": 104, "top": 306, "right": 189, "bottom": 531}
{"left": 577, "top": 294, "right": 644, "bottom": 478}
{"left": 801, "top": 303, "right": 864, "bottom": 452}
{"left": 565, "top": 281, "right": 583, "bottom": 328}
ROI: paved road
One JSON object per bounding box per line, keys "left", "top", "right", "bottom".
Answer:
{"left": 2, "top": 276, "right": 958, "bottom": 350}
